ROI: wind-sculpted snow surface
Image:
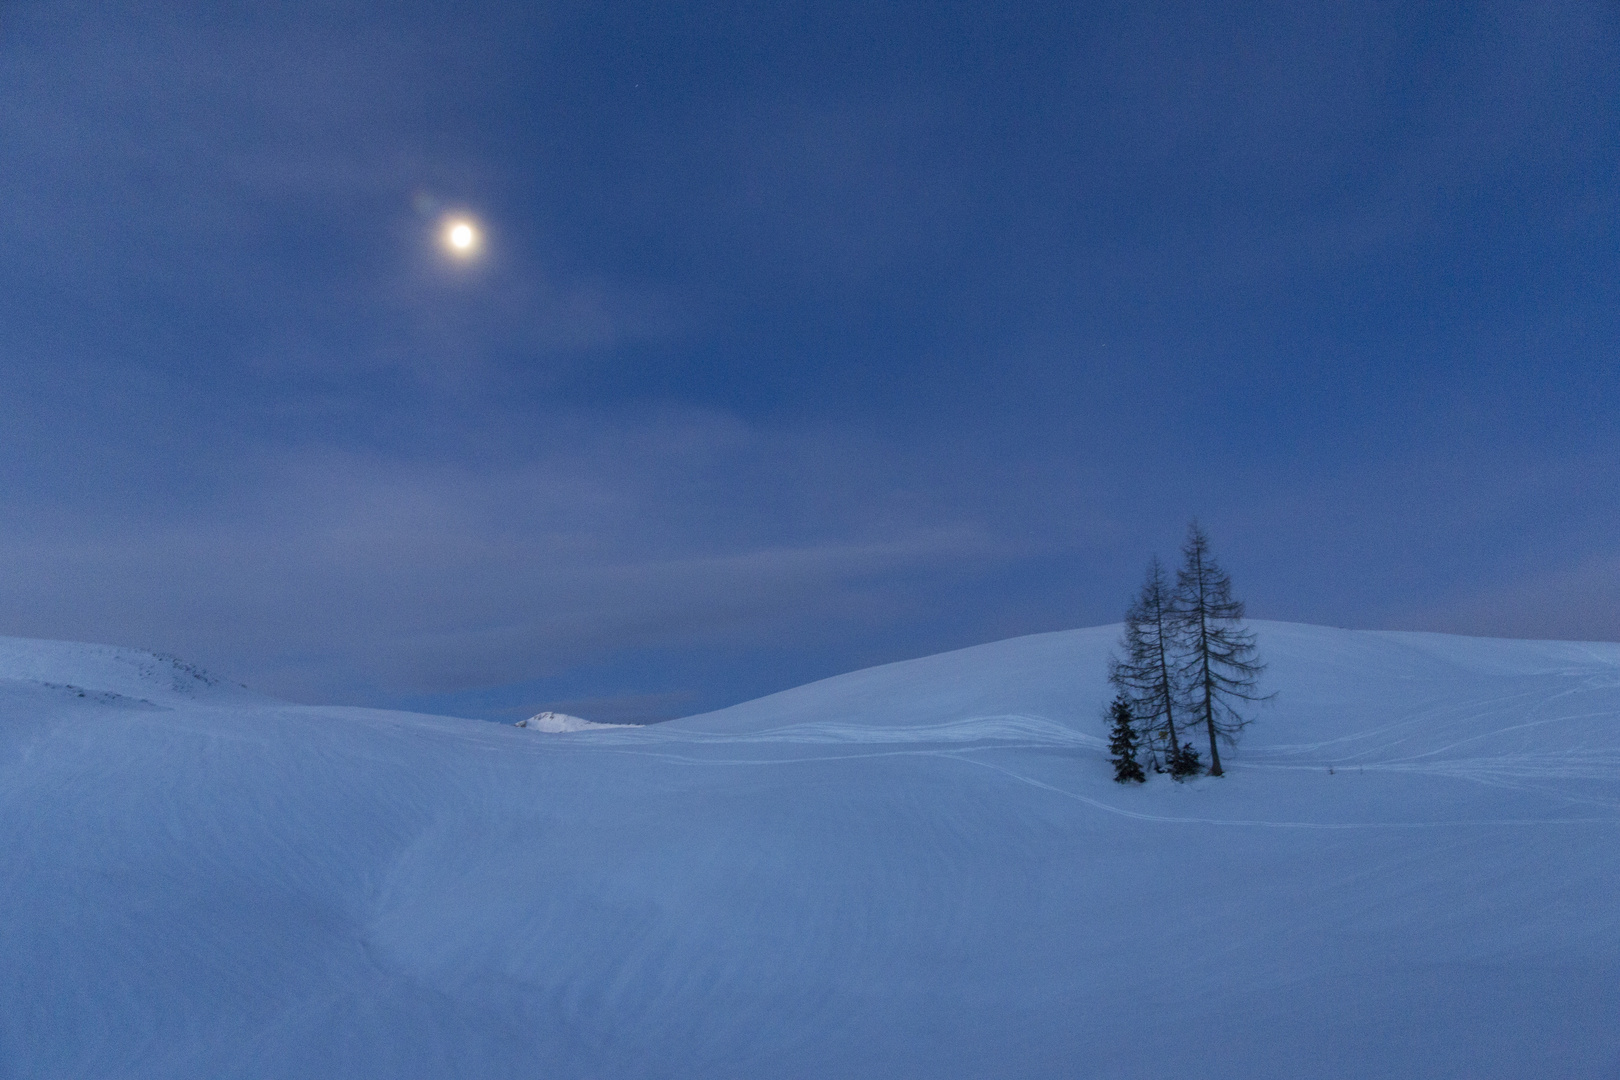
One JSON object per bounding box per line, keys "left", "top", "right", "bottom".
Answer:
{"left": 1, "top": 623, "right": 1616, "bottom": 1078}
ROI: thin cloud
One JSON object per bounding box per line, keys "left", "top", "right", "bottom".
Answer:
{"left": 0, "top": 411, "right": 1002, "bottom": 702}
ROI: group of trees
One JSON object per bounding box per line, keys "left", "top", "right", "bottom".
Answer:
{"left": 1107, "top": 522, "right": 1271, "bottom": 782}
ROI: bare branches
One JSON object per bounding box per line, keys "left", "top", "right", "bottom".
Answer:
{"left": 1174, "top": 521, "right": 1273, "bottom": 776}
{"left": 1107, "top": 522, "right": 1272, "bottom": 779}
{"left": 1109, "top": 556, "right": 1184, "bottom": 772}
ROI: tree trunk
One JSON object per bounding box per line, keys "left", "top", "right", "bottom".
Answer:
{"left": 1197, "top": 581, "right": 1223, "bottom": 776}
{"left": 1156, "top": 608, "right": 1181, "bottom": 759}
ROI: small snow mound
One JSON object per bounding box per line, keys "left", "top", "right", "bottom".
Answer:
{"left": 516, "top": 710, "right": 632, "bottom": 733}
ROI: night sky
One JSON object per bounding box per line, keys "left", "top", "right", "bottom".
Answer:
{"left": 2, "top": 2, "right": 1616, "bottom": 721}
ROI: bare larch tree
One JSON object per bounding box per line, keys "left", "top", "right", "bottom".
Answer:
{"left": 1173, "top": 521, "right": 1271, "bottom": 777}
{"left": 1109, "top": 556, "right": 1185, "bottom": 772}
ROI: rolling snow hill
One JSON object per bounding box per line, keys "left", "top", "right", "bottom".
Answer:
{"left": 1, "top": 622, "right": 1616, "bottom": 1078}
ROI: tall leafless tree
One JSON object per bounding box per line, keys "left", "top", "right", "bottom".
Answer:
{"left": 1109, "top": 556, "right": 1184, "bottom": 771}
{"left": 1173, "top": 521, "right": 1271, "bottom": 776}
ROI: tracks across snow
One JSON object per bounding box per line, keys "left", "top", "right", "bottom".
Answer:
{"left": 638, "top": 712, "right": 1098, "bottom": 749}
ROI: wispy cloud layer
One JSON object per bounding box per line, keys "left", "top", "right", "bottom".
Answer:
{"left": 0, "top": 411, "right": 1000, "bottom": 704}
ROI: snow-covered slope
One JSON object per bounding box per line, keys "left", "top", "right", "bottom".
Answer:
{"left": 0, "top": 634, "right": 263, "bottom": 706}
{"left": 1, "top": 622, "right": 1616, "bottom": 1079}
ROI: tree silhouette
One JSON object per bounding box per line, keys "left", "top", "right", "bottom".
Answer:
{"left": 1173, "top": 521, "right": 1272, "bottom": 777}
{"left": 1109, "top": 556, "right": 1185, "bottom": 772}
{"left": 1106, "top": 695, "right": 1146, "bottom": 784}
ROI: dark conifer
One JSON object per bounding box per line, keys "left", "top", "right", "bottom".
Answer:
{"left": 1168, "top": 741, "right": 1202, "bottom": 780}
{"left": 1109, "top": 557, "right": 1185, "bottom": 772}
{"left": 1173, "top": 521, "right": 1273, "bottom": 777}
{"left": 1107, "top": 695, "right": 1146, "bottom": 784}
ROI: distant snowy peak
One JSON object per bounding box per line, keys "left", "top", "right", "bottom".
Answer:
{"left": 0, "top": 636, "right": 262, "bottom": 706}
{"left": 515, "top": 710, "right": 633, "bottom": 733}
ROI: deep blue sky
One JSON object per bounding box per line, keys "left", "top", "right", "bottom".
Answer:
{"left": 2, "top": 1, "right": 1616, "bottom": 720}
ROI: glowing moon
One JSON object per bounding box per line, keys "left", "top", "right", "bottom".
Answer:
{"left": 441, "top": 218, "right": 480, "bottom": 257}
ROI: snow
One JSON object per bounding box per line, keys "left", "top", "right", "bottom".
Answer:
{"left": 0, "top": 634, "right": 262, "bottom": 706}
{"left": 516, "top": 709, "right": 633, "bottom": 732}
{"left": 1, "top": 621, "right": 1616, "bottom": 1078}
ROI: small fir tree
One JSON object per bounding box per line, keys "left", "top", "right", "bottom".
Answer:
{"left": 1168, "top": 740, "right": 1202, "bottom": 780}
{"left": 1109, "top": 556, "right": 1186, "bottom": 772}
{"left": 1107, "top": 695, "right": 1146, "bottom": 784}
{"left": 1173, "top": 521, "right": 1273, "bottom": 777}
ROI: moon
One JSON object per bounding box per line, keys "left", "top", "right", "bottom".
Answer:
{"left": 441, "top": 217, "right": 481, "bottom": 258}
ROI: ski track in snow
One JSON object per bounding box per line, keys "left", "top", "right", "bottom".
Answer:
{"left": 512, "top": 698, "right": 1620, "bottom": 827}
{"left": 953, "top": 755, "right": 1620, "bottom": 829}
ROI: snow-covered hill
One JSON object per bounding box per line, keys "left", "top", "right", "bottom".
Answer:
{"left": 0, "top": 635, "right": 262, "bottom": 707}
{"left": 1, "top": 622, "right": 1616, "bottom": 1078}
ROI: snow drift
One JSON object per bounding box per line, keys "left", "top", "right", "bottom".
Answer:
{"left": 1, "top": 622, "right": 1616, "bottom": 1078}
